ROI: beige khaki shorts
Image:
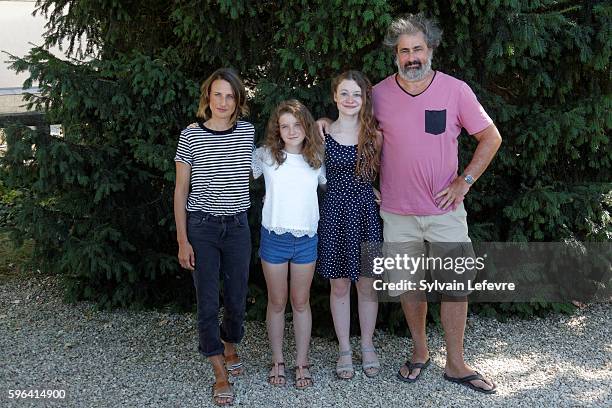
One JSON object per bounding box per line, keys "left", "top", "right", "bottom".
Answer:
{"left": 380, "top": 203, "right": 476, "bottom": 297}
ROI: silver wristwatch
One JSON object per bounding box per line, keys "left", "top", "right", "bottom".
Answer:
{"left": 463, "top": 174, "right": 475, "bottom": 185}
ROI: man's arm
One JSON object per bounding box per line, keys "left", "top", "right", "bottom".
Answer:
{"left": 435, "top": 124, "right": 502, "bottom": 210}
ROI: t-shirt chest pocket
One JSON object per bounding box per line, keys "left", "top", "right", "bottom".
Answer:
{"left": 425, "top": 109, "right": 447, "bottom": 135}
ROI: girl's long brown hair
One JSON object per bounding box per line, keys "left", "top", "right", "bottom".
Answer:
{"left": 264, "top": 99, "right": 323, "bottom": 169}
{"left": 332, "top": 71, "right": 380, "bottom": 181}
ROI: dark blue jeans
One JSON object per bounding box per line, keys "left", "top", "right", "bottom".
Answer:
{"left": 187, "top": 210, "right": 251, "bottom": 357}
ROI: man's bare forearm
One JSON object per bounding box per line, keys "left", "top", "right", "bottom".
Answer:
{"left": 462, "top": 124, "right": 502, "bottom": 180}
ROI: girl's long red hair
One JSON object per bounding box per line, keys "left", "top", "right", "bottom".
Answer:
{"left": 264, "top": 99, "right": 323, "bottom": 169}
{"left": 332, "top": 71, "right": 380, "bottom": 181}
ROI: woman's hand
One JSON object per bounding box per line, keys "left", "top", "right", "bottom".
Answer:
{"left": 178, "top": 241, "right": 195, "bottom": 271}
{"left": 373, "top": 188, "right": 381, "bottom": 205}
{"left": 174, "top": 162, "right": 193, "bottom": 270}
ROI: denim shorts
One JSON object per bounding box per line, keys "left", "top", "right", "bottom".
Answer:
{"left": 259, "top": 227, "right": 318, "bottom": 264}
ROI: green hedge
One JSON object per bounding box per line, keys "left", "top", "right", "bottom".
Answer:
{"left": 1, "top": 1, "right": 610, "bottom": 328}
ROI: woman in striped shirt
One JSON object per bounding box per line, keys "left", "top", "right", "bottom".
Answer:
{"left": 174, "top": 68, "right": 253, "bottom": 406}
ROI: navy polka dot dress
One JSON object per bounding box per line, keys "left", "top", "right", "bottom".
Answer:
{"left": 317, "top": 134, "right": 383, "bottom": 281}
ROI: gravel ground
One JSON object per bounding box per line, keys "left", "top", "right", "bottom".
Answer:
{"left": 1, "top": 274, "right": 611, "bottom": 408}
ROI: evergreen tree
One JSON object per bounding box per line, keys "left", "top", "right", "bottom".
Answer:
{"left": 2, "top": 1, "right": 609, "bottom": 321}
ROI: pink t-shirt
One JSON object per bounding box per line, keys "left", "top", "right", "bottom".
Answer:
{"left": 372, "top": 72, "right": 493, "bottom": 216}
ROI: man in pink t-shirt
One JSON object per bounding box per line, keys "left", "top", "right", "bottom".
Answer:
{"left": 374, "top": 14, "right": 502, "bottom": 394}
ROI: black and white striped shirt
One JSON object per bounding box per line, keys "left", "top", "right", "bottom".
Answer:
{"left": 174, "top": 121, "right": 254, "bottom": 215}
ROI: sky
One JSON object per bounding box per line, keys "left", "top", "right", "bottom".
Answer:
{"left": 0, "top": 1, "right": 65, "bottom": 89}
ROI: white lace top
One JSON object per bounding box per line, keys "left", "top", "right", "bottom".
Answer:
{"left": 252, "top": 147, "right": 326, "bottom": 237}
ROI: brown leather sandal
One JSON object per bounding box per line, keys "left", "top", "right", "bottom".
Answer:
{"left": 225, "top": 353, "right": 244, "bottom": 376}
{"left": 294, "top": 365, "right": 313, "bottom": 390}
{"left": 212, "top": 379, "right": 234, "bottom": 406}
{"left": 268, "top": 362, "right": 286, "bottom": 386}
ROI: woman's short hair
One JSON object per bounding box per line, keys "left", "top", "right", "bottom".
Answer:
{"left": 196, "top": 68, "right": 248, "bottom": 124}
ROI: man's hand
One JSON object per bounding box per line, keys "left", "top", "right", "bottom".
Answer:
{"left": 435, "top": 177, "right": 470, "bottom": 210}
{"left": 434, "top": 123, "right": 502, "bottom": 210}
{"left": 187, "top": 122, "right": 198, "bottom": 129}
{"left": 178, "top": 242, "right": 195, "bottom": 271}
{"left": 316, "top": 118, "right": 332, "bottom": 140}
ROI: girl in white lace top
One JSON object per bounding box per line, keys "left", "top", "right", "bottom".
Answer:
{"left": 251, "top": 99, "right": 325, "bottom": 390}
{"left": 252, "top": 144, "right": 326, "bottom": 237}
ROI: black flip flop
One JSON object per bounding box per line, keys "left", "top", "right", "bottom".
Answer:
{"left": 396, "top": 358, "right": 431, "bottom": 383}
{"left": 443, "top": 371, "right": 497, "bottom": 394}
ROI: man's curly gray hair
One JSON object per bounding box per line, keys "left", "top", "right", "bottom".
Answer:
{"left": 383, "top": 13, "right": 443, "bottom": 52}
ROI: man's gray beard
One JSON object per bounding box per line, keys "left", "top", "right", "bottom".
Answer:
{"left": 396, "top": 55, "right": 433, "bottom": 82}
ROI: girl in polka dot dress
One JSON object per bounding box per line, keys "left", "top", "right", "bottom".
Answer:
{"left": 316, "top": 71, "right": 383, "bottom": 379}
